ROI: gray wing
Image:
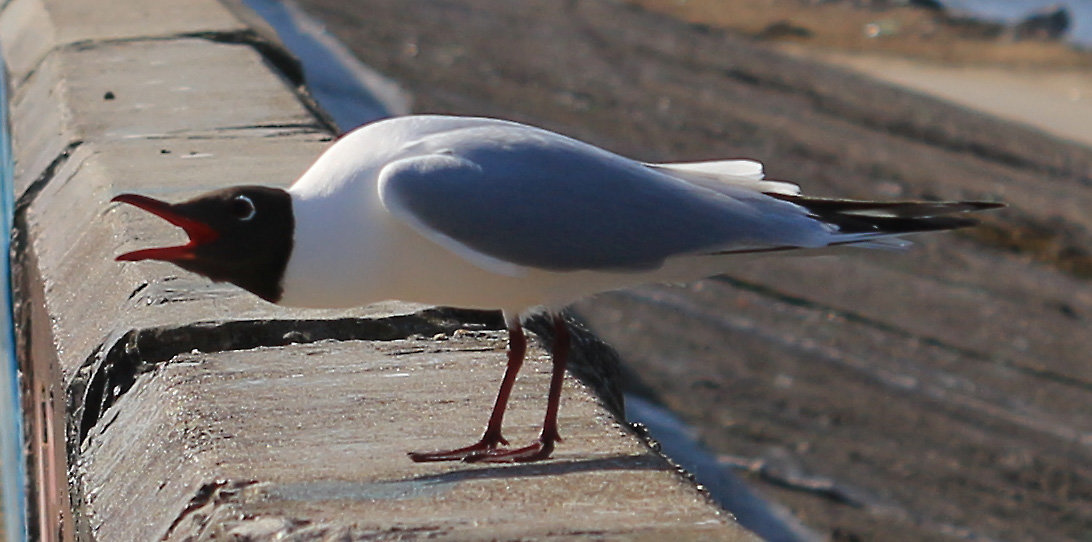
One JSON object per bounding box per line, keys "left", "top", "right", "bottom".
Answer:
{"left": 378, "top": 124, "right": 829, "bottom": 274}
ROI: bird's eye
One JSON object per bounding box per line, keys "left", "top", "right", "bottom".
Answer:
{"left": 231, "top": 194, "right": 257, "bottom": 221}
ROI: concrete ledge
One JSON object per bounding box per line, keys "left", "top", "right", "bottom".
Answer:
{"left": 83, "top": 335, "right": 730, "bottom": 540}
{"left": 1, "top": 0, "right": 755, "bottom": 539}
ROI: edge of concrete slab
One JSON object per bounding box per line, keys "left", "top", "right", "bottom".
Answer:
{"left": 0, "top": 0, "right": 758, "bottom": 540}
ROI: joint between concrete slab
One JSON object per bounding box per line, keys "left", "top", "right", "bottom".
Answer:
{"left": 62, "top": 28, "right": 301, "bottom": 83}
{"left": 12, "top": 140, "right": 83, "bottom": 215}
{"left": 21, "top": 29, "right": 338, "bottom": 137}
{"left": 150, "top": 122, "right": 330, "bottom": 140}
{"left": 185, "top": 28, "right": 339, "bottom": 133}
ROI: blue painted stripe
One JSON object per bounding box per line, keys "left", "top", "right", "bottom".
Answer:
{"left": 0, "top": 48, "right": 27, "bottom": 542}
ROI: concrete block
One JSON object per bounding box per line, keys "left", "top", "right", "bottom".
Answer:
{"left": 60, "top": 39, "right": 316, "bottom": 139}
{"left": 79, "top": 338, "right": 747, "bottom": 541}
{"left": 9, "top": 38, "right": 320, "bottom": 197}
{"left": 33, "top": 0, "right": 243, "bottom": 45}
{"left": 0, "top": 0, "right": 246, "bottom": 84}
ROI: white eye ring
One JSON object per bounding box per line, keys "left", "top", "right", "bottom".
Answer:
{"left": 233, "top": 194, "right": 257, "bottom": 221}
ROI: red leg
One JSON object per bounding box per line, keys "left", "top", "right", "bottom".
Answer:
{"left": 465, "top": 314, "right": 570, "bottom": 463}
{"left": 408, "top": 320, "right": 527, "bottom": 462}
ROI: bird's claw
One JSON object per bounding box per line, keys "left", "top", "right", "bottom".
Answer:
{"left": 409, "top": 436, "right": 557, "bottom": 463}
{"left": 407, "top": 434, "right": 508, "bottom": 462}
{"left": 462, "top": 438, "right": 556, "bottom": 463}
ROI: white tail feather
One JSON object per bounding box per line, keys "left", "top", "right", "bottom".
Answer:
{"left": 650, "top": 160, "right": 802, "bottom": 196}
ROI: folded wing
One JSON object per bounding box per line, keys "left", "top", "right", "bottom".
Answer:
{"left": 378, "top": 126, "right": 831, "bottom": 275}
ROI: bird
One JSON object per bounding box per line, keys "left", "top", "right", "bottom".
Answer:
{"left": 111, "top": 114, "right": 1002, "bottom": 463}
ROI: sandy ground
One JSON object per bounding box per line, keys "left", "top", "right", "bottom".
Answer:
{"left": 802, "top": 49, "right": 1092, "bottom": 148}
{"left": 630, "top": 0, "right": 1092, "bottom": 67}
{"left": 292, "top": 0, "right": 1092, "bottom": 539}
{"left": 635, "top": 0, "right": 1092, "bottom": 148}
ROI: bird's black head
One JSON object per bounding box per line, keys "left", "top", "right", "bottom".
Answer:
{"left": 112, "top": 186, "right": 294, "bottom": 303}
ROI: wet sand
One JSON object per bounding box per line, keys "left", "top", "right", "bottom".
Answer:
{"left": 293, "top": 0, "right": 1092, "bottom": 539}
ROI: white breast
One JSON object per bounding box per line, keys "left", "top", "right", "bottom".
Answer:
{"left": 278, "top": 121, "right": 548, "bottom": 312}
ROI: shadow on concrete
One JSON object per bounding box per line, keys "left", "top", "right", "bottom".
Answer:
{"left": 267, "top": 454, "right": 669, "bottom": 503}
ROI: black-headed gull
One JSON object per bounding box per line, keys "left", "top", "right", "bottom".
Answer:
{"left": 112, "top": 115, "right": 1002, "bottom": 462}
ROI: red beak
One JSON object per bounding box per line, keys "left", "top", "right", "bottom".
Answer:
{"left": 112, "top": 194, "right": 219, "bottom": 262}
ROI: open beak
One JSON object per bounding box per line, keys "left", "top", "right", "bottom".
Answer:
{"left": 112, "top": 194, "right": 219, "bottom": 262}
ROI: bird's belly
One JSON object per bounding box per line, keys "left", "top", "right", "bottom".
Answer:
{"left": 279, "top": 218, "right": 553, "bottom": 312}
{"left": 381, "top": 236, "right": 560, "bottom": 312}
{"left": 279, "top": 203, "right": 734, "bottom": 312}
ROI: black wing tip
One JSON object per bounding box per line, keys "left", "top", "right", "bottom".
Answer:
{"left": 765, "top": 192, "right": 1005, "bottom": 210}
{"left": 898, "top": 215, "right": 981, "bottom": 232}
{"left": 766, "top": 193, "right": 1004, "bottom": 235}
{"left": 961, "top": 201, "right": 1006, "bottom": 211}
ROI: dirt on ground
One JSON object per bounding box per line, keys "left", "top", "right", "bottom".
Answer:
{"left": 292, "top": 0, "right": 1092, "bottom": 539}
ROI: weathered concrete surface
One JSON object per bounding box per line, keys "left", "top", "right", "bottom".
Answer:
{"left": 289, "top": 0, "right": 1092, "bottom": 539}
{"left": 0, "top": 1, "right": 331, "bottom": 535}
{"left": 1, "top": 0, "right": 755, "bottom": 540}
{"left": 82, "top": 336, "right": 737, "bottom": 541}
{"left": 8, "top": 38, "right": 322, "bottom": 198}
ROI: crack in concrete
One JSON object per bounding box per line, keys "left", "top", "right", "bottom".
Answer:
{"left": 160, "top": 478, "right": 259, "bottom": 541}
